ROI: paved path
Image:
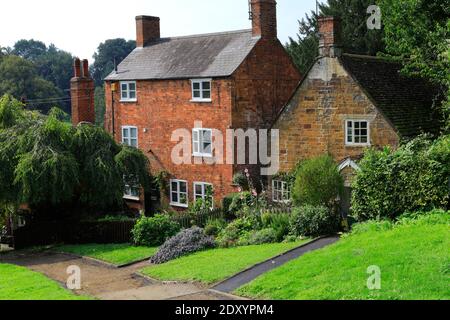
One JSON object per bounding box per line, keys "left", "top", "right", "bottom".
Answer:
{"left": 213, "top": 236, "right": 340, "bottom": 293}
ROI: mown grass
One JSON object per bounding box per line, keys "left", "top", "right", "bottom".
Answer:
{"left": 55, "top": 243, "right": 158, "bottom": 266}
{"left": 0, "top": 264, "right": 90, "bottom": 300}
{"left": 236, "top": 213, "right": 450, "bottom": 300}
{"left": 141, "top": 240, "right": 310, "bottom": 284}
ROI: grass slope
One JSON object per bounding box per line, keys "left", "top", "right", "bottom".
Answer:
{"left": 56, "top": 244, "right": 158, "bottom": 266}
{"left": 141, "top": 241, "right": 309, "bottom": 284}
{"left": 0, "top": 264, "right": 89, "bottom": 300}
{"left": 237, "top": 214, "right": 450, "bottom": 300}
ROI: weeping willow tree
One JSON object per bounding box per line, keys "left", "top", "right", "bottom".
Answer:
{"left": 0, "top": 94, "right": 150, "bottom": 217}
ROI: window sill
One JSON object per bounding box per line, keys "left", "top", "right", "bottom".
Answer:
{"left": 123, "top": 195, "right": 140, "bottom": 201}
{"left": 120, "top": 99, "right": 137, "bottom": 103}
{"left": 170, "top": 203, "right": 189, "bottom": 208}
{"left": 190, "top": 99, "right": 212, "bottom": 103}
{"left": 193, "top": 153, "right": 214, "bottom": 158}
{"left": 345, "top": 143, "right": 371, "bottom": 147}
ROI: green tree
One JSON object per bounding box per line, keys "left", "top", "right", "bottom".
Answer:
{"left": 0, "top": 55, "right": 63, "bottom": 113}
{"left": 0, "top": 95, "right": 150, "bottom": 215}
{"left": 378, "top": 0, "right": 449, "bottom": 128}
{"left": 91, "top": 39, "right": 135, "bottom": 86}
{"left": 94, "top": 86, "right": 106, "bottom": 127}
{"left": 286, "top": 0, "right": 386, "bottom": 73}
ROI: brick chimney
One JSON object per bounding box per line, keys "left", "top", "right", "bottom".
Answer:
{"left": 318, "top": 16, "right": 342, "bottom": 57}
{"left": 70, "top": 58, "right": 95, "bottom": 125}
{"left": 136, "top": 16, "right": 160, "bottom": 47}
{"left": 250, "top": 0, "right": 277, "bottom": 40}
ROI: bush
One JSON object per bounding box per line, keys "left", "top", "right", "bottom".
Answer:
{"left": 247, "top": 228, "right": 278, "bottom": 245}
{"left": 292, "top": 155, "right": 344, "bottom": 207}
{"left": 132, "top": 214, "right": 180, "bottom": 247}
{"left": 204, "top": 218, "right": 227, "bottom": 237}
{"left": 352, "top": 135, "right": 450, "bottom": 221}
{"left": 261, "top": 212, "right": 291, "bottom": 242}
{"left": 216, "top": 216, "right": 258, "bottom": 248}
{"left": 150, "top": 227, "right": 215, "bottom": 264}
{"left": 290, "top": 205, "right": 341, "bottom": 237}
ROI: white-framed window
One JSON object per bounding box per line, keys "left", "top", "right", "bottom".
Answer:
{"left": 194, "top": 182, "right": 214, "bottom": 208}
{"left": 122, "top": 126, "right": 138, "bottom": 148}
{"left": 124, "top": 175, "right": 140, "bottom": 201}
{"left": 170, "top": 179, "right": 188, "bottom": 207}
{"left": 193, "top": 128, "right": 213, "bottom": 157}
{"left": 120, "top": 81, "right": 137, "bottom": 102}
{"left": 345, "top": 120, "right": 370, "bottom": 146}
{"left": 191, "top": 79, "right": 212, "bottom": 102}
{"left": 272, "top": 180, "right": 291, "bottom": 203}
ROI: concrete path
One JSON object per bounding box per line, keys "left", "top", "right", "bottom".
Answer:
{"left": 213, "top": 236, "right": 340, "bottom": 293}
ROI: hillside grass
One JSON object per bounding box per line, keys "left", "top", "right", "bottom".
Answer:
{"left": 236, "top": 213, "right": 450, "bottom": 300}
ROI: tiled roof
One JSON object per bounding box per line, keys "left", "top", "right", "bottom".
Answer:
{"left": 340, "top": 54, "right": 444, "bottom": 137}
{"left": 105, "top": 30, "right": 259, "bottom": 81}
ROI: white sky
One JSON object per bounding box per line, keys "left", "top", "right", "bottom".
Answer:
{"left": 0, "top": 0, "right": 317, "bottom": 60}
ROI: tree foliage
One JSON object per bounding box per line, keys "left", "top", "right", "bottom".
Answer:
{"left": 0, "top": 95, "right": 150, "bottom": 214}
{"left": 0, "top": 55, "right": 62, "bottom": 114}
{"left": 91, "top": 39, "right": 135, "bottom": 86}
{"left": 286, "top": 0, "right": 385, "bottom": 73}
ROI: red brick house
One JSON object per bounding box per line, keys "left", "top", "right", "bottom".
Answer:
{"left": 99, "top": 0, "right": 301, "bottom": 210}
{"left": 271, "top": 17, "right": 442, "bottom": 214}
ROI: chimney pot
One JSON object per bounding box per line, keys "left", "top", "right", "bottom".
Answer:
{"left": 251, "top": 0, "right": 277, "bottom": 40}
{"left": 318, "top": 16, "right": 342, "bottom": 58}
{"left": 136, "top": 15, "right": 160, "bottom": 47}
{"left": 70, "top": 58, "right": 95, "bottom": 125}
{"left": 82, "top": 59, "right": 90, "bottom": 77}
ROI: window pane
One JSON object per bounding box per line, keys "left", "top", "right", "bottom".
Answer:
{"left": 355, "top": 122, "right": 360, "bottom": 129}
{"left": 123, "top": 128, "right": 129, "bottom": 138}
{"left": 180, "top": 194, "right": 187, "bottom": 204}
{"left": 129, "top": 83, "right": 136, "bottom": 91}
{"left": 171, "top": 192, "right": 178, "bottom": 203}
{"left": 202, "top": 81, "right": 211, "bottom": 90}
{"left": 193, "top": 90, "right": 201, "bottom": 98}
{"left": 347, "top": 121, "right": 353, "bottom": 128}
{"left": 203, "top": 130, "right": 212, "bottom": 142}
{"left": 193, "top": 82, "right": 200, "bottom": 90}
{"left": 171, "top": 181, "right": 178, "bottom": 192}
{"left": 202, "top": 90, "right": 211, "bottom": 99}
{"left": 355, "top": 136, "right": 361, "bottom": 143}
{"left": 203, "top": 142, "right": 212, "bottom": 155}
{"left": 180, "top": 182, "right": 187, "bottom": 193}
{"left": 130, "top": 128, "right": 137, "bottom": 138}
{"left": 129, "top": 91, "right": 136, "bottom": 99}
{"left": 130, "top": 139, "right": 137, "bottom": 147}
{"left": 195, "top": 184, "right": 203, "bottom": 196}
{"left": 121, "top": 83, "right": 127, "bottom": 91}
{"left": 361, "top": 137, "right": 368, "bottom": 143}
{"left": 361, "top": 122, "right": 367, "bottom": 129}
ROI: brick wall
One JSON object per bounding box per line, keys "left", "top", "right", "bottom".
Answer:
{"left": 274, "top": 57, "right": 400, "bottom": 174}
{"left": 231, "top": 39, "right": 301, "bottom": 179}
{"left": 105, "top": 78, "right": 236, "bottom": 208}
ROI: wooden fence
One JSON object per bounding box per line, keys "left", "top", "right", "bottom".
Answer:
{"left": 13, "top": 220, "right": 136, "bottom": 249}
{"left": 173, "top": 208, "right": 224, "bottom": 229}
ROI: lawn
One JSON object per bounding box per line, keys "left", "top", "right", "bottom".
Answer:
{"left": 0, "top": 264, "right": 89, "bottom": 300}
{"left": 236, "top": 214, "right": 450, "bottom": 300}
{"left": 141, "top": 240, "right": 310, "bottom": 284}
{"left": 55, "top": 243, "right": 158, "bottom": 266}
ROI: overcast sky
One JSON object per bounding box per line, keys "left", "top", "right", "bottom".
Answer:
{"left": 0, "top": 0, "right": 317, "bottom": 60}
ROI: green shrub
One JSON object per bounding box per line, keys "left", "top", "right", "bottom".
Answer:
{"left": 261, "top": 212, "right": 291, "bottom": 242}
{"left": 132, "top": 214, "right": 180, "bottom": 246}
{"left": 204, "top": 218, "right": 227, "bottom": 237}
{"left": 247, "top": 228, "right": 278, "bottom": 245}
{"left": 292, "top": 155, "right": 344, "bottom": 207}
{"left": 290, "top": 205, "right": 341, "bottom": 237}
{"left": 352, "top": 135, "right": 450, "bottom": 221}
{"left": 216, "top": 216, "right": 258, "bottom": 248}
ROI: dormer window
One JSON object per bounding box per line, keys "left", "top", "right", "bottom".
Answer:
{"left": 191, "top": 79, "right": 212, "bottom": 102}
{"left": 120, "top": 81, "right": 137, "bottom": 102}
